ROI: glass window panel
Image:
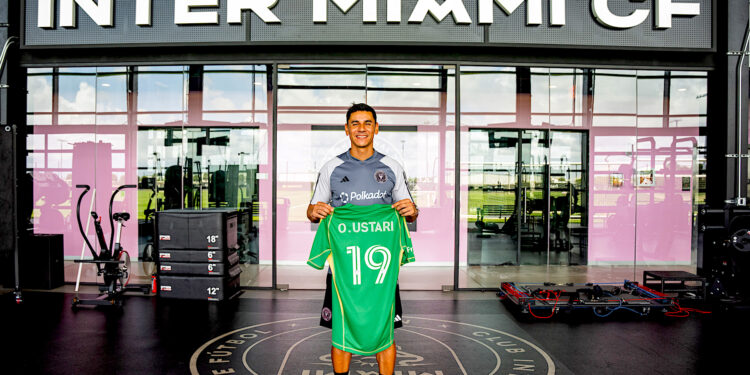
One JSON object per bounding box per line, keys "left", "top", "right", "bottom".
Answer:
{"left": 48, "top": 133, "right": 96, "bottom": 150}
{"left": 460, "top": 66, "right": 516, "bottom": 114}
{"left": 203, "top": 65, "right": 269, "bottom": 125}
{"left": 637, "top": 71, "right": 664, "bottom": 115}
{"left": 137, "top": 66, "right": 187, "bottom": 125}
{"left": 204, "top": 68, "right": 254, "bottom": 111}
{"left": 27, "top": 70, "right": 53, "bottom": 125}
{"left": 670, "top": 73, "right": 708, "bottom": 127}
{"left": 58, "top": 67, "right": 97, "bottom": 125}
{"left": 27, "top": 134, "right": 45, "bottom": 150}
{"left": 592, "top": 70, "right": 637, "bottom": 127}
{"left": 278, "top": 65, "right": 366, "bottom": 87}
{"left": 530, "top": 68, "right": 550, "bottom": 126}
{"left": 96, "top": 68, "right": 128, "bottom": 125}
{"left": 367, "top": 65, "right": 442, "bottom": 89}
{"left": 27, "top": 153, "right": 45, "bottom": 169}
{"left": 549, "top": 69, "right": 584, "bottom": 127}
{"left": 47, "top": 153, "right": 73, "bottom": 169}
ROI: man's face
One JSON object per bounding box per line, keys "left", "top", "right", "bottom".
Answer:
{"left": 345, "top": 111, "right": 379, "bottom": 149}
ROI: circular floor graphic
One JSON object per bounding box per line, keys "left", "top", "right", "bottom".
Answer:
{"left": 191, "top": 316, "right": 554, "bottom": 375}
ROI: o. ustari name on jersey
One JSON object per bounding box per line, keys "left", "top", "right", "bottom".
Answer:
{"left": 336, "top": 220, "right": 395, "bottom": 233}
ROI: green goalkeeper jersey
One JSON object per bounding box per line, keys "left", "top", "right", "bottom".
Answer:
{"left": 307, "top": 204, "right": 415, "bottom": 355}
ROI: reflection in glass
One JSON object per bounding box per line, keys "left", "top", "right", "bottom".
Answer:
{"left": 467, "top": 129, "right": 520, "bottom": 266}
{"left": 593, "top": 70, "right": 638, "bottom": 127}
{"left": 137, "top": 128, "right": 262, "bottom": 265}
{"left": 670, "top": 73, "right": 708, "bottom": 127}
{"left": 467, "top": 129, "right": 586, "bottom": 267}
{"left": 58, "top": 67, "right": 96, "bottom": 125}
{"left": 203, "top": 65, "right": 268, "bottom": 124}
{"left": 278, "top": 65, "right": 366, "bottom": 125}
{"left": 460, "top": 66, "right": 516, "bottom": 126}
{"left": 27, "top": 68, "right": 53, "bottom": 125}
{"left": 96, "top": 67, "right": 128, "bottom": 125}
{"left": 22, "top": 63, "right": 709, "bottom": 290}
{"left": 550, "top": 131, "right": 588, "bottom": 265}
{"left": 137, "top": 66, "right": 187, "bottom": 125}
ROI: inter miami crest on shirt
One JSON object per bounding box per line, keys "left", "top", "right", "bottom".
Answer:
{"left": 375, "top": 170, "right": 387, "bottom": 183}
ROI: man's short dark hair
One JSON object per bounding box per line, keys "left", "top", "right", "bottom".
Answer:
{"left": 346, "top": 103, "right": 377, "bottom": 123}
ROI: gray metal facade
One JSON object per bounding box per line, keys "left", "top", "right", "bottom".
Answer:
{"left": 23, "top": 0, "right": 712, "bottom": 49}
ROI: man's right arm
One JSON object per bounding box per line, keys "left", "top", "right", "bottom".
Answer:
{"left": 308, "top": 165, "right": 334, "bottom": 222}
{"left": 307, "top": 202, "right": 334, "bottom": 223}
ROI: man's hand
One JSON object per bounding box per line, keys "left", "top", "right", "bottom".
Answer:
{"left": 392, "top": 199, "right": 418, "bottom": 222}
{"left": 307, "top": 202, "right": 334, "bottom": 223}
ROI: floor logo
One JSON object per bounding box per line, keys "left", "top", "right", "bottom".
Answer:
{"left": 190, "top": 317, "right": 555, "bottom": 375}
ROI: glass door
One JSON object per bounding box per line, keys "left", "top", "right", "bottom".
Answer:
{"left": 468, "top": 129, "right": 520, "bottom": 266}
{"left": 468, "top": 129, "right": 586, "bottom": 266}
{"left": 549, "top": 131, "right": 588, "bottom": 265}
{"left": 518, "top": 130, "right": 549, "bottom": 265}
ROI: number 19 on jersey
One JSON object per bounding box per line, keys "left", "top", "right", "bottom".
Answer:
{"left": 346, "top": 245, "right": 392, "bottom": 285}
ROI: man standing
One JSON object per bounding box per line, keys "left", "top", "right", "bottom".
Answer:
{"left": 307, "top": 103, "right": 418, "bottom": 375}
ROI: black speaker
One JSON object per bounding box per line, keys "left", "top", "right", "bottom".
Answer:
{"left": 19, "top": 234, "right": 64, "bottom": 290}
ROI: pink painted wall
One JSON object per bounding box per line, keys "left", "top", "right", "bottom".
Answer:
{"left": 588, "top": 127, "right": 698, "bottom": 265}
{"left": 32, "top": 134, "right": 138, "bottom": 261}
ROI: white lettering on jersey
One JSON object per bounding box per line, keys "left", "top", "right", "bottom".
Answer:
{"left": 349, "top": 190, "right": 388, "bottom": 202}
{"left": 365, "top": 245, "right": 392, "bottom": 284}
{"left": 351, "top": 220, "right": 395, "bottom": 233}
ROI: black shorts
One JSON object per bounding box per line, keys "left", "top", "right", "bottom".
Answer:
{"left": 319, "top": 272, "right": 404, "bottom": 329}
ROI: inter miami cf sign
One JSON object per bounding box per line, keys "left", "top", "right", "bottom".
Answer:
{"left": 35, "top": 0, "right": 700, "bottom": 28}
{"left": 25, "top": 0, "right": 712, "bottom": 49}
{"left": 190, "top": 316, "right": 556, "bottom": 374}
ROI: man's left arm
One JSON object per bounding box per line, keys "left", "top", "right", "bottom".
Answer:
{"left": 386, "top": 158, "right": 418, "bottom": 222}
{"left": 392, "top": 199, "right": 418, "bottom": 222}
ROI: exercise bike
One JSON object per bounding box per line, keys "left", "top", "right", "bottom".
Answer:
{"left": 72, "top": 184, "right": 149, "bottom": 308}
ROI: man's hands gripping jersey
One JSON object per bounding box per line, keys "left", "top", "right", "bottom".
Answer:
{"left": 392, "top": 199, "right": 418, "bottom": 222}
{"left": 307, "top": 202, "right": 334, "bottom": 223}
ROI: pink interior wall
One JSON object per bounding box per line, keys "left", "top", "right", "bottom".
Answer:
{"left": 587, "top": 127, "right": 697, "bottom": 265}
{"left": 33, "top": 132, "right": 138, "bottom": 260}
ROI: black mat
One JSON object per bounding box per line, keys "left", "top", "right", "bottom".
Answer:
{"left": 0, "top": 291, "right": 747, "bottom": 374}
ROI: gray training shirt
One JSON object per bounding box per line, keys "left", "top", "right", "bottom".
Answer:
{"left": 310, "top": 150, "right": 413, "bottom": 207}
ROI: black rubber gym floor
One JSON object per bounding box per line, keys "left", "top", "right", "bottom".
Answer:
{"left": 0, "top": 290, "right": 747, "bottom": 375}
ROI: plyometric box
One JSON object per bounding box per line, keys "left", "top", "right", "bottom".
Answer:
{"left": 158, "top": 274, "right": 241, "bottom": 301}
{"left": 156, "top": 209, "right": 238, "bottom": 250}
{"left": 158, "top": 249, "right": 239, "bottom": 263}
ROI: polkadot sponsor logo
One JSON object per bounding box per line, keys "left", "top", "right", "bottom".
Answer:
{"left": 190, "top": 317, "right": 555, "bottom": 375}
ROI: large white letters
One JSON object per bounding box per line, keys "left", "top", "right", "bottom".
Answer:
{"left": 591, "top": 0, "right": 649, "bottom": 29}
{"left": 408, "top": 0, "right": 472, "bottom": 24}
{"left": 33, "top": 0, "right": 704, "bottom": 29}
{"left": 37, "top": 0, "right": 54, "bottom": 28}
{"left": 136, "top": 0, "right": 152, "bottom": 26}
{"left": 313, "top": 0, "right": 378, "bottom": 23}
{"left": 550, "top": 0, "right": 565, "bottom": 26}
{"left": 61, "top": 0, "right": 114, "bottom": 28}
{"left": 175, "top": 0, "right": 219, "bottom": 25}
{"left": 656, "top": 0, "right": 700, "bottom": 29}
{"left": 228, "top": 0, "right": 281, "bottom": 23}
{"left": 478, "top": 0, "right": 548, "bottom": 26}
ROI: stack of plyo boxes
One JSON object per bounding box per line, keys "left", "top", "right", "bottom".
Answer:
{"left": 155, "top": 209, "right": 242, "bottom": 301}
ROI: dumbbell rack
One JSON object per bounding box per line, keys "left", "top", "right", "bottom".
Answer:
{"left": 155, "top": 209, "right": 242, "bottom": 301}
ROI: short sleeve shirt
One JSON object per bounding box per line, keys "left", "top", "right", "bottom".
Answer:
{"left": 310, "top": 150, "right": 412, "bottom": 207}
